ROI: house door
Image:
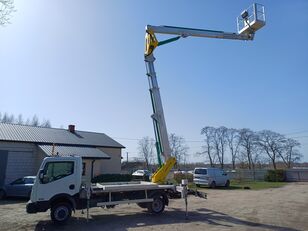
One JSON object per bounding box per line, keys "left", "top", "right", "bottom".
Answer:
{"left": 0, "top": 150, "right": 8, "bottom": 187}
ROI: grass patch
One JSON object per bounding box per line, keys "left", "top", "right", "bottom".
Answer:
{"left": 230, "top": 180, "right": 287, "bottom": 190}
{"left": 189, "top": 180, "right": 287, "bottom": 190}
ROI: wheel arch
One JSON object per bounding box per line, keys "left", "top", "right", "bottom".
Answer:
{"left": 50, "top": 193, "right": 76, "bottom": 212}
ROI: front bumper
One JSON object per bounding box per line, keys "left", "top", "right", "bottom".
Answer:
{"left": 26, "top": 200, "right": 49, "bottom": 213}
{"left": 193, "top": 178, "right": 210, "bottom": 186}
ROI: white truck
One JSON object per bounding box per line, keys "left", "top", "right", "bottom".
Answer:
{"left": 26, "top": 3, "right": 265, "bottom": 224}
{"left": 26, "top": 156, "right": 190, "bottom": 224}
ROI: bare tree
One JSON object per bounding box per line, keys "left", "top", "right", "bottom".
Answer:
{"left": 239, "top": 128, "right": 258, "bottom": 170}
{"left": 201, "top": 126, "right": 215, "bottom": 166}
{"left": 40, "top": 119, "right": 52, "bottom": 128}
{"left": 226, "top": 128, "right": 241, "bottom": 169}
{"left": 212, "top": 126, "right": 228, "bottom": 169}
{"left": 16, "top": 114, "right": 23, "bottom": 124}
{"left": 31, "top": 115, "right": 39, "bottom": 127}
{"left": 25, "top": 118, "right": 31, "bottom": 125}
{"left": 0, "top": 0, "right": 15, "bottom": 26}
{"left": 138, "top": 137, "right": 155, "bottom": 170}
{"left": 279, "top": 138, "right": 302, "bottom": 168}
{"left": 1, "top": 112, "right": 14, "bottom": 123}
{"left": 257, "top": 130, "right": 286, "bottom": 170}
{"left": 169, "top": 133, "right": 189, "bottom": 169}
{"left": 0, "top": 112, "right": 52, "bottom": 128}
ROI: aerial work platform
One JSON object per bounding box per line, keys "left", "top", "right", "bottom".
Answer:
{"left": 237, "top": 3, "right": 265, "bottom": 35}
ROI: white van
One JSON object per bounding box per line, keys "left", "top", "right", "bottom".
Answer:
{"left": 193, "top": 168, "right": 230, "bottom": 188}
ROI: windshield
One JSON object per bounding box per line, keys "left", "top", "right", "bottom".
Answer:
{"left": 24, "top": 177, "right": 35, "bottom": 184}
{"left": 194, "top": 168, "right": 207, "bottom": 175}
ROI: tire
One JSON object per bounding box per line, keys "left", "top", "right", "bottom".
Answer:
{"left": 225, "top": 180, "right": 230, "bottom": 188}
{"left": 210, "top": 181, "right": 216, "bottom": 189}
{"left": 50, "top": 202, "right": 72, "bottom": 224}
{"left": 148, "top": 195, "right": 165, "bottom": 214}
{"left": 0, "top": 190, "right": 6, "bottom": 200}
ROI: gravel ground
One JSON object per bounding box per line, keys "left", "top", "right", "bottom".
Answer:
{"left": 0, "top": 182, "right": 307, "bottom": 231}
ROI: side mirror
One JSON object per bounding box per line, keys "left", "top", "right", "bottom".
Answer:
{"left": 39, "top": 170, "right": 45, "bottom": 182}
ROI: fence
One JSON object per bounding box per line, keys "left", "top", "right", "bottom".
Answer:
{"left": 227, "top": 169, "right": 308, "bottom": 182}
{"left": 285, "top": 169, "right": 308, "bottom": 182}
{"left": 227, "top": 169, "right": 267, "bottom": 181}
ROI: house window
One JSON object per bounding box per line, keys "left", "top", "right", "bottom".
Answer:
{"left": 82, "top": 162, "right": 86, "bottom": 176}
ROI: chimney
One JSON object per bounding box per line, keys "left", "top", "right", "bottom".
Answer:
{"left": 68, "top": 124, "right": 75, "bottom": 133}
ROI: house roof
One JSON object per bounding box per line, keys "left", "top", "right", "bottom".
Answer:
{"left": 38, "top": 145, "right": 111, "bottom": 159}
{"left": 0, "top": 123, "right": 124, "bottom": 149}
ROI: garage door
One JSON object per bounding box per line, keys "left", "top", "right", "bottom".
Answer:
{"left": 5, "top": 151, "right": 35, "bottom": 184}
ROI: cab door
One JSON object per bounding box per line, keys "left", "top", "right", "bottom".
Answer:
{"left": 35, "top": 160, "right": 80, "bottom": 202}
{"left": 214, "top": 169, "right": 225, "bottom": 186}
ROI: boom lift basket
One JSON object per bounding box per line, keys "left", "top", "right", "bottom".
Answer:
{"left": 237, "top": 3, "right": 265, "bottom": 35}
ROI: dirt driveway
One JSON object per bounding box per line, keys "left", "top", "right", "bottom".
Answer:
{"left": 0, "top": 182, "right": 307, "bottom": 231}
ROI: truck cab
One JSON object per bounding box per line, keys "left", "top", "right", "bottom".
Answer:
{"left": 27, "top": 156, "right": 83, "bottom": 220}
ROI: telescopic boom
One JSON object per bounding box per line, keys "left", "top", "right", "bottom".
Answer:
{"left": 146, "top": 3, "right": 265, "bottom": 183}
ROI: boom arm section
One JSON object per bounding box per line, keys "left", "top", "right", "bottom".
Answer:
{"left": 145, "top": 53, "right": 176, "bottom": 184}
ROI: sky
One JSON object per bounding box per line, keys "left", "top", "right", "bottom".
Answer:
{"left": 0, "top": 0, "right": 307, "bottom": 162}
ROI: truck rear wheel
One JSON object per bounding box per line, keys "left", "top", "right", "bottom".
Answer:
{"left": 148, "top": 195, "right": 165, "bottom": 214}
{"left": 50, "top": 202, "right": 72, "bottom": 224}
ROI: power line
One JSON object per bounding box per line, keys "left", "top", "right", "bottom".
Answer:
{"left": 288, "top": 135, "right": 308, "bottom": 139}
{"left": 112, "top": 136, "right": 205, "bottom": 143}
{"left": 283, "top": 130, "right": 308, "bottom": 135}
{"left": 112, "top": 137, "right": 142, "bottom": 141}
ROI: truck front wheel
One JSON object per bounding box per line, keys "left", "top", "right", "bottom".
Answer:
{"left": 50, "top": 202, "right": 72, "bottom": 224}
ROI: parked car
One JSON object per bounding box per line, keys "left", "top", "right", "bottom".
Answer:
{"left": 0, "top": 176, "right": 36, "bottom": 199}
{"left": 193, "top": 168, "right": 230, "bottom": 188}
{"left": 173, "top": 170, "right": 193, "bottom": 175}
{"left": 132, "top": 170, "right": 151, "bottom": 181}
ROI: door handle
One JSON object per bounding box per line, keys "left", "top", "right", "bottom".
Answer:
{"left": 69, "top": 184, "right": 75, "bottom": 190}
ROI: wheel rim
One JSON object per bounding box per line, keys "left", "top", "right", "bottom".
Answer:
{"left": 54, "top": 206, "right": 69, "bottom": 221}
{"left": 152, "top": 198, "right": 163, "bottom": 212}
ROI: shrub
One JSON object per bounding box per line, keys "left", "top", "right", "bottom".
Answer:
{"left": 173, "top": 172, "right": 193, "bottom": 184}
{"left": 265, "top": 169, "right": 286, "bottom": 182}
{"left": 132, "top": 175, "right": 151, "bottom": 182}
{"left": 92, "top": 174, "right": 132, "bottom": 183}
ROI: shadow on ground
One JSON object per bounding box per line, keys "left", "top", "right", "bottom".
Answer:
{"left": 0, "top": 197, "right": 28, "bottom": 205}
{"left": 197, "top": 185, "right": 243, "bottom": 190}
{"left": 34, "top": 207, "right": 299, "bottom": 231}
